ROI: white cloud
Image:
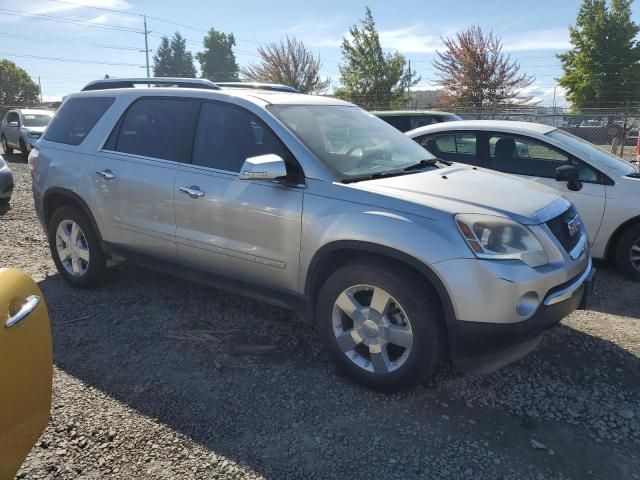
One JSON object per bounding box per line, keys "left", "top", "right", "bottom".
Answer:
{"left": 520, "top": 83, "right": 567, "bottom": 106}
{"left": 28, "top": 0, "right": 133, "bottom": 16}
{"left": 503, "top": 28, "right": 570, "bottom": 52}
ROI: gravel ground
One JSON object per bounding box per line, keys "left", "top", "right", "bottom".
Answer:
{"left": 2, "top": 150, "right": 639, "bottom": 480}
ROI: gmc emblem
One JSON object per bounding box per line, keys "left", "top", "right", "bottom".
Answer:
{"left": 566, "top": 216, "right": 581, "bottom": 237}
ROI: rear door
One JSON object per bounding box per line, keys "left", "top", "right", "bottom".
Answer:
{"left": 94, "top": 97, "right": 194, "bottom": 259}
{"left": 486, "top": 132, "right": 606, "bottom": 242}
{"left": 173, "top": 100, "right": 304, "bottom": 292}
{"left": 0, "top": 269, "right": 52, "bottom": 479}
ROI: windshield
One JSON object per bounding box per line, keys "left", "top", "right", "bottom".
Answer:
{"left": 547, "top": 129, "right": 638, "bottom": 176}
{"left": 22, "top": 113, "right": 53, "bottom": 128}
{"left": 269, "top": 105, "right": 435, "bottom": 179}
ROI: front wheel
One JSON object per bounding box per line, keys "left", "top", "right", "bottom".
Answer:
{"left": 19, "top": 138, "right": 28, "bottom": 160}
{"left": 615, "top": 223, "right": 640, "bottom": 281}
{"left": 47, "top": 206, "right": 108, "bottom": 288}
{"left": 316, "top": 260, "right": 444, "bottom": 392}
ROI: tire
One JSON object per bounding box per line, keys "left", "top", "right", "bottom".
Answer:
{"left": 19, "top": 138, "right": 28, "bottom": 160}
{"left": 47, "top": 205, "right": 108, "bottom": 288}
{"left": 614, "top": 223, "right": 640, "bottom": 282}
{"left": 316, "top": 259, "right": 444, "bottom": 392}
{"left": 1, "top": 136, "right": 13, "bottom": 154}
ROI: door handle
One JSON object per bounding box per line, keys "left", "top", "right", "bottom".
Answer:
{"left": 96, "top": 169, "right": 115, "bottom": 180}
{"left": 179, "top": 186, "right": 205, "bottom": 199}
{"left": 5, "top": 295, "right": 41, "bottom": 328}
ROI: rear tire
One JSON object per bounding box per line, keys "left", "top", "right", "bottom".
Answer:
{"left": 316, "top": 259, "right": 444, "bottom": 392}
{"left": 48, "top": 205, "right": 108, "bottom": 288}
{"left": 19, "top": 138, "right": 28, "bottom": 160}
{"left": 1, "top": 136, "right": 13, "bottom": 154}
{"left": 614, "top": 223, "right": 640, "bottom": 281}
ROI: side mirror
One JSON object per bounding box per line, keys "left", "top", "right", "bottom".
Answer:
{"left": 8, "top": 121, "right": 19, "bottom": 127}
{"left": 555, "top": 164, "right": 583, "bottom": 191}
{"left": 239, "top": 154, "right": 288, "bottom": 181}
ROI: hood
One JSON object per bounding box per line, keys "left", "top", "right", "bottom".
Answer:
{"left": 24, "top": 126, "right": 46, "bottom": 134}
{"left": 348, "top": 164, "right": 567, "bottom": 225}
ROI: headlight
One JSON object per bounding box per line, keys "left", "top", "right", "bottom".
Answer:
{"left": 26, "top": 131, "right": 39, "bottom": 138}
{"left": 455, "top": 214, "right": 548, "bottom": 267}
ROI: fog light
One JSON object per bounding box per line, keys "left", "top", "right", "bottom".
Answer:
{"left": 516, "top": 291, "right": 540, "bottom": 317}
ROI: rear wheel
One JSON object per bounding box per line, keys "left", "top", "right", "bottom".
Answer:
{"left": 47, "top": 205, "right": 108, "bottom": 288}
{"left": 19, "top": 138, "right": 28, "bottom": 160}
{"left": 614, "top": 223, "right": 640, "bottom": 281}
{"left": 316, "top": 260, "right": 444, "bottom": 392}
{"left": 1, "top": 135, "right": 13, "bottom": 154}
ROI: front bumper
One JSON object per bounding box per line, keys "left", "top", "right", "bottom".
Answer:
{"left": 447, "top": 259, "right": 595, "bottom": 373}
{"left": 0, "top": 168, "right": 13, "bottom": 199}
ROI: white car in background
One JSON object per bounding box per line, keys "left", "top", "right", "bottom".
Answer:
{"left": 407, "top": 121, "right": 640, "bottom": 280}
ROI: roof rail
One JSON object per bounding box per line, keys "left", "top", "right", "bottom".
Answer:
{"left": 215, "top": 82, "right": 299, "bottom": 93}
{"left": 81, "top": 77, "right": 220, "bottom": 91}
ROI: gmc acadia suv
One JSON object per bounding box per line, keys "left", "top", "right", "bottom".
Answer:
{"left": 30, "top": 78, "right": 595, "bottom": 391}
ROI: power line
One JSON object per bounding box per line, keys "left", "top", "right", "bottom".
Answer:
{"left": 0, "top": 31, "right": 142, "bottom": 51}
{"left": 0, "top": 8, "right": 143, "bottom": 34}
{"left": 0, "top": 51, "right": 145, "bottom": 67}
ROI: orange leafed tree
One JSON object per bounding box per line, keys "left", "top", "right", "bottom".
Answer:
{"left": 433, "top": 26, "right": 535, "bottom": 110}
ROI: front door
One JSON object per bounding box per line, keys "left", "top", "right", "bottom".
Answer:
{"left": 5, "top": 111, "right": 20, "bottom": 147}
{"left": 0, "top": 269, "right": 52, "bottom": 479}
{"left": 486, "top": 133, "right": 606, "bottom": 243}
{"left": 93, "top": 97, "right": 194, "bottom": 258}
{"left": 174, "top": 101, "right": 304, "bottom": 292}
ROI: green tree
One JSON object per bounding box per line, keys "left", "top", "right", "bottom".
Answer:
{"left": 334, "top": 7, "right": 419, "bottom": 108}
{"left": 152, "top": 32, "right": 197, "bottom": 77}
{"left": 0, "top": 59, "right": 39, "bottom": 105}
{"left": 558, "top": 0, "right": 640, "bottom": 109}
{"left": 242, "top": 36, "right": 330, "bottom": 93}
{"left": 197, "top": 28, "right": 239, "bottom": 81}
{"left": 152, "top": 36, "right": 173, "bottom": 77}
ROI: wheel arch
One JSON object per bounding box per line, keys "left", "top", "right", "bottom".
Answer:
{"left": 42, "top": 187, "right": 103, "bottom": 242}
{"left": 304, "top": 240, "right": 456, "bottom": 327}
{"left": 605, "top": 215, "right": 640, "bottom": 260}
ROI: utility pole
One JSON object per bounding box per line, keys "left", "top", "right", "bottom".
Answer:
{"left": 38, "top": 76, "right": 43, "bottom": 104}
{"left": 143, "top": 15, "right": 150, "bottom": 78}
{"left": 552, "top": 84, "right": 557, "bottom": 126}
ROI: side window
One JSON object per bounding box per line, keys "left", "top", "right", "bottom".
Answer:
{"left": 418, "top": 133, "right": 477, "bottom": 165}
{"left": 379, "top": 116, "right": 410, "bottom": 132}
{"left": 44, "top": 97, "right": 115, "bottom": 146}
{"left": 192, "top": 102, "right": 298, "bottom": 175}
{"left": 112, "top": 98, "right": 192, "bottom": 161}
{"left": 6, "top": 112, "right": 19, "bottom": 124}
{"left": 410, "top": 116, "right": 439, "bottom": 130}
{"left": 489, "top": 134, "right": 569, "bottom": 178}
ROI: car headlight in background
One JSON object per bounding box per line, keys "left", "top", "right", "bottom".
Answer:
{"left": 26, "top": 131, "right": 40, "bottom": 139}
{"left": 455, "top": 214, "right": 549, "bottom": 267}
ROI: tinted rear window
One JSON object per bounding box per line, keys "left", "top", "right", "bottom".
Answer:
{"left": 44, "top": 97, "right": 114, "bottom": 146}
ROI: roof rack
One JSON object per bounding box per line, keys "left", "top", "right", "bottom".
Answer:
{"left": 215, "top": 82, "right": 299, "bottom": 93}
{"left": 81, "top": 77, "right": 220, "bottom": 91}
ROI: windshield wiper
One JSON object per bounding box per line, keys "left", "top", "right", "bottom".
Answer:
{"left": 403, "top": 158, "right": 451, "bottom": 171}
{"left": 341, "top": 170, "right": 407, "bottom": 183}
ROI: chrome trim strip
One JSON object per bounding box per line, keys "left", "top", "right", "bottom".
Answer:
{"left": 533, "top": 197, "right": 571, "bottom": 225}
{"left": 543, "top": 257, "right": 592, "bottom": 306}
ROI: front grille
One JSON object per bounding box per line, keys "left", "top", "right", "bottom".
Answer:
{"left": 546, "top": 207, "right": 581, "bottom": 253}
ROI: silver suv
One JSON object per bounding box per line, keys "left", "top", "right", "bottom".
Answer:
{"left": 1, "top": 109, "right": 54, "bottom": 158}
{"left": 31, "top": 78, "right": 595, "bottom": 391}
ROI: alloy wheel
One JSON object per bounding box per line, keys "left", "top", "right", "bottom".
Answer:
{"left": 332, "top": 284, "right": 413, "bottom": 374}
{"left": 55, "top": 219, "right": 90, "bottom": 277}
{"left": 631, "top": 239, "right": 640, "bottom": 273}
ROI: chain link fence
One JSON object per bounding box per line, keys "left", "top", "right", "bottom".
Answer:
{"left": 2, "top": 103, "right": 639, "bottom": 161}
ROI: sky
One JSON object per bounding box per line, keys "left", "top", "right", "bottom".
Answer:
{"left": 0, "top": 0, "right": 638, "bottom": 105}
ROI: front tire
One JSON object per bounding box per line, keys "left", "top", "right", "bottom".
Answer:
{"left": 1, "top": 136, "right": 13, "bottom": 154}
{"left": 316, "top": 259, "right": 444, "bottom": 392}
{"left": 614, "top": 223, "right": 640, "bottom": 281}
{"left": 48, "top": 205, "right": 108, "bottom": 288}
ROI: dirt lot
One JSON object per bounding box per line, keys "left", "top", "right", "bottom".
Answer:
{"left": 1, "top": 151, "right": 639, "bottom": 480}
